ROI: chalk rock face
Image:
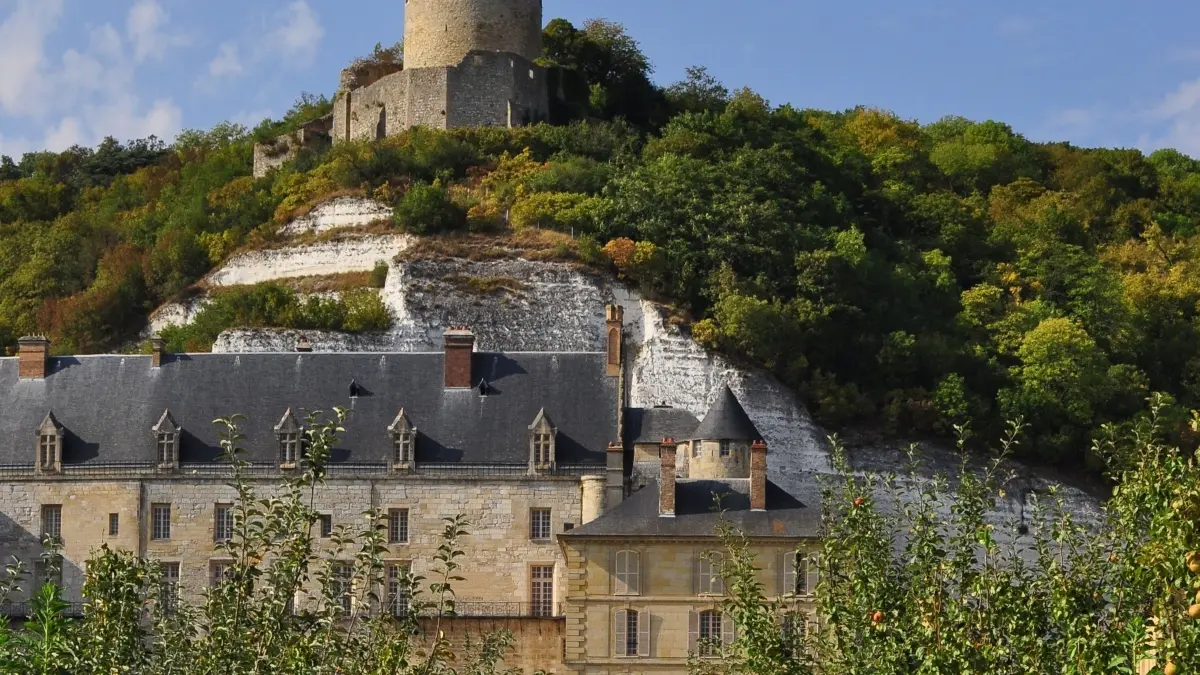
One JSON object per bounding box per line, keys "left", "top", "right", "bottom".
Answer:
{"left": 204, "top": 235, "right": 412, "bottom": 287}
{"left": 280, "top": 197, "right": 394, "bottom": 236}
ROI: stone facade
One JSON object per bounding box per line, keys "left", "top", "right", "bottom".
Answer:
{"left": 403, "top": 0, "right": 543, "bottom": 70}
{"left": 560, "top": 539, "right": 818, "bottom": 673}
{"left": 252, "top": 116, "right": 333, "bottom": 178}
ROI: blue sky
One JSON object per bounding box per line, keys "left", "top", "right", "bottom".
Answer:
{"left": 2, "top": 0, "right": 1200, "bottom": 158}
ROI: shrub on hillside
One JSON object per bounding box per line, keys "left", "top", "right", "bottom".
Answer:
{"left": 392, "top": 183, "right": 466, "bottom": 234}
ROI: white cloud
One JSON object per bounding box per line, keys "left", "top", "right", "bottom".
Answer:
{"left": 1143, "top": 78, "right": 1200, "bottom": 156}
{"left": 127, "top": 0, "right": 188, "bottom": 63}
{"left": 260, "top": 1, "right": 324, "bottom": 68}
{"left": 208, "top": 42, "right": 243, "bottom": 78}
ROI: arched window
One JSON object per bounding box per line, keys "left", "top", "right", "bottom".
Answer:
{"left": 614, "top": 550, "right": 640, "bottom": 595}
{"left": 613, "top": 608, "right": 650, "bottom": 657}
{"left": 689, "top": 609, "right": 731, "bottom": 657}
{"left": 696, "top": 551, "right": 724, "bottom": 595}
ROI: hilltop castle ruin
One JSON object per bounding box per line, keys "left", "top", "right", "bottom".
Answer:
{"left": 254, "top": 0, "right": 551, "bottom": 177}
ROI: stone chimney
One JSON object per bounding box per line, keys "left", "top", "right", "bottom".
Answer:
{"left": 750, "top": 440, "right": 768, "bottom": 512}
{"left": 659, "top": 438, "right": 676, "bottom": 518}
{"left": 444, "top": 327, "right": 476, "bottom": 389}
{"left": 605, "top": 304, "right": 623, "bottom": 377}
{"left": 150, "top": 335, "right": 166, "bottom": 368}
{"left": 296, "top": 335, "right": 313, "bottom": 353}
{"left": 18, "top": 336, "right": 50, "bottom": 379}
{"left": 606, "top": 442, "right": 624, "bottom": 507}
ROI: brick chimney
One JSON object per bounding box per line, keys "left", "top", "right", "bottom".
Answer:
{"left": 444, "top": 327, "right": 476, "bottom": 389}
{"left": 150, "top": 335, "right": 166, "bottom": 368}
{"left": 750, "top": 440, "right": 768, "bottom": 512}
{"left": 605, "top": 304, "right": 623, "bottom": 377}
{"left": 659, "top": 438, "right": 676, "bottom": 518}
{"left": 18, "top": 336, "right": 50, "bottom": 379}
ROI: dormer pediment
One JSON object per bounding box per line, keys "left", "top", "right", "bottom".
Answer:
{"left": 38, "top": 412, "right": 63, "bottom": 437}
{"left": 528, "top": 408, "right": 556, "bottom": 434}
{"left": 152, "top": 409, "right": 180, "bottom": 434}
{"left": 388, "top": 409, "right": 416, "bottom": 435}
{"left": 275, "top": 408, "right": 301, "bottom": 435}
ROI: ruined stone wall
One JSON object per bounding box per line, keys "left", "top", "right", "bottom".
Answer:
{"left": 252, "top": 124, "right": 333, "bottom": 178}
{"left": 405, "top": 67, "right": 452, "bottom": 129}
{"left": 447, "top": 52, "right": 548, "bottom": 128}
{"left": 334, "top": 71, "right": 411, "bottom": 143}
{"left": 1, "top": 475, "right": 586, "bottom": 610}
{"left": 403, "top": 0, "right": 543, "bottom": 69}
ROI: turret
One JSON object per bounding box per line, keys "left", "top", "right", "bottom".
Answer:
{"left": 685, "top": 385, "right": 762, "bottom": 480}
{"left": 403, "top": 0, "right": 544, "bottom": 69}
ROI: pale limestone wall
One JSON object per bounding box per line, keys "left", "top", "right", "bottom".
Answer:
{"left": 687, "top": 440, "right": 751, "bottom": 480}
{"left": 1, "top": 476, "right": 585, "bottom": 612}
{"left": 337, "top": 71, "right": 411, "bottom": 143}
{"left": 420, "top": 617, "right": 563, "bottom": 674}
{"left": 563, "top": 539, "right": 818, "bottom": 675}
{"left": 403, "top": 0, "right": 543, "bottom": 69}
{"left": 406, "top": 67, "right": 452, "bottom": 129}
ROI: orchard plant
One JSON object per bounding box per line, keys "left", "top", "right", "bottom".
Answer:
{"left": 0, "top": 409, "right": 522, "bottom": 675}
{"left": 704, "top": 394, "right": 1200, "bottom": 674}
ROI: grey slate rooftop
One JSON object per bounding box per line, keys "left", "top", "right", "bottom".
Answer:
{"left": 562, "top": 479, "right": 819, "bottom": 539}
{"left": 0, "top": 351, "right": 618, "bottom": 467}
{"left": 623, "top": 406, "right": 699, "bottom": 445}
{"left": 691, "top": 385, "right": 762, "bottom": 441}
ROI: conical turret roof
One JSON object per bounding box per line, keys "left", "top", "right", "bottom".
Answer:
{"left": 691, "top": 386, "right": 761, "bottom": 441}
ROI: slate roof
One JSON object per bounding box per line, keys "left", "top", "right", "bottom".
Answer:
{"left": 623, "top": 406, "right": 698, "bottom": 445}
{"left": 562, "top": 478, "right": 818, "bottom": 539}
{"left": 691, "top": 386, "right": 762, "bottom": 441}
{"left": 0, "top": 351, "right": 618, "bottom": 466}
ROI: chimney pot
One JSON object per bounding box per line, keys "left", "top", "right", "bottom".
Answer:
{"left": 150, "top": 335, "right": 166, "bottom": 368}
{"left": 659, "top": 438, "right": 677, "bottom": 518}
{"left": 17, "top": 335, "right": 50, "bottom": 379}
{"left": 750, "top": 440, "right": 768, "bottom": 511}
{"left": 444, "top": 327, "right": 476, "bottom": 388}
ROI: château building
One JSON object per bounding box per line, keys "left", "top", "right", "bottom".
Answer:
{"left": 0, "top": 303, "right": 818, "bottom": 674}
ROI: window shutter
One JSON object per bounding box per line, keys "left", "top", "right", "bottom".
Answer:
{"left": 613, "top": 550, "right": 624, "bottom": 595}
{"left": 784, "top": 552, "right": 798, "bottom": 595}
{"left": 637, "top": 609, "right": 651, "bottom": 657}
{"left": 613, "top": 609, "right": 627, "bottom": 657}
{"left": 692, "top": 551, "right": 701, "bottom": 595}
{"left": 688, "top": 610, "right": 699, "bottom": 654}
{"left": 805, "top": 553, "right": 820, "bottom": 596}
{"left": 628, "top": 551, "right": 640, "bottom": 595}
{"left": 721, "top": 612, "right": 736, "bottom": 646}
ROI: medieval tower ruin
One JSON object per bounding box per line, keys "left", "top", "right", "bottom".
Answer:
{"left": 255, "top": 0, "right": 551, "bottom": 177}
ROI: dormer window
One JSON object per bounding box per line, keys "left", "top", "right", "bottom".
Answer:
{"left": 275, "top": 409, "right": 303, "bottom": 468}
{"left": 36, "top": 412, "right": 63, "bottom": 474}
{"left": 388, "top": 409, "right": 417, "bottom": 470}
{"left": 528, "top": 408, "right": 556, "bottom": 472}
{"left": 152, "top": 409, "right": 181, "bottom": 470}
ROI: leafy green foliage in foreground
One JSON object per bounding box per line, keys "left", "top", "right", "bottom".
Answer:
{"left": 704, "top": 395, "right": 1200, "bottom": 674}
{"left": 0, "top": 410, "right": 521, "bottom": 675}
{"left": 7, "top": 18, "right": 1200, "bottom": 466}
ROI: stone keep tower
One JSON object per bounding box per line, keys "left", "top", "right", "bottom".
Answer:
{"left": 403, "top": 0, "right": 544, "bottom": 70}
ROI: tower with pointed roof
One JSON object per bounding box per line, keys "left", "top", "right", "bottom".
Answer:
{"left": 684, "top": 385, "right": 763, "bottom": 480}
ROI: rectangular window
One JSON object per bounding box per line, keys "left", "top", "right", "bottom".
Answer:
{"left": 108, "top": 513, "right": 119, "bottom": 537}
{"left": 393, "top": 434, "right": 414, "bottom": 464}
{"left": 780, "top": 611, "right": 808, "bottom": 657}
{"left": 719, "top": 440, "right": 731, "bottom": 457}
{"left": 697, "top": 553, "right": 724, "bottom": 595}
{"left": 698, "top": 610, "right": 723, "bottom": 656}
{"left": 613, "top": 608, "right": 649, "bottom": 657}
{"left": 333, "top": 563, "right": 352, "bottom": 613}
{"left": 151, "top": 504, "right": 171, "bottom": 540}
{"left": 160, "top": 562, "right": 180, "bottom": 615}
{"left": 534, "top": 433, "right": 553, "bottom": 465}
{"left": 157, "top": 433, "right": 175, "bottom": 464}
{"left": 692, "top": 440, "right": 701, "bottom": 458}
{"left": 530, "top": 565, "right": 554, "bottom": 617}
{"left": 388, "top": 509, "right": 409, "bottom": 544}
{"left": 211, "top": 561, "right": 230, "bottom": 587}
{"left": 614, "top": 550, "right": 641, "bottom": 595}
{"left": 214, "top": 505, "right": 234, "bottom": 542}
{"left": 40, "top": 504, "right": 62, "bottom": 541}
{"left": 319, "top": 514, "right": 333, "bottom": 538}
{"left": 387, "top": 562, "right": 411, "bottom": 617}
{"left": 530, "top": 508, "right": 551, "bottom": 541}
{"left": 39, "top": 435, "right": 57, "bottom": 468}
{"left": 34, "top": 557, "right": 62, "bottom": 588}
{"left": 784, "top": 552, "right": 818, "bottom": 596}
{"left": 280, "top": 433, "right": 300, "bottom": 465}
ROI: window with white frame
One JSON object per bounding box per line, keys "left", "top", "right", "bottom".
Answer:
{"left": 36, "top": 412, "right": 62, "bottom": 472}
{"left": 530, "top": 508, "right": 551, "bottom": 541}
{"left": 156, "top": 432, "right": 175, "bottom": 464}
{"left": 529, "top": 409, "right": 556, "bottom": 469}
{"left": 697, "top": 552, "right": 724, "bottom": 595}
{"left": 151, "top": 504, "right": 171, "bottom": 540}
{"left": 214, "top": 504, "right": 234, "bottom": 542}
{"left": 613, "top": 608, "right": 650, "bottom": 657}
{"left": 160, "top": 562, "right": 180, "bottom": 615}
{"left": 275, "top": 409, "right": 303, "bottom": 466}
{"left": 152, "top": 409, "right": 180, "bottom": 468}
{"left": 388, "top": 409, "right": 416, "bottom": 467}
{"left": 387, "top": 562, "right": 411, "bottom": 617}
{"left": 530, "top": 565, "right": 554, "bottom": 617}
{"left": 333, "top": 563, "right": 353, "bottom": 613}
{"left": 691, "top": 609, "right": 732, "bottom": 657}
{"left": 39, "top": 434, "right": 58, "bottom": 469}
{"left": 692, "top": 440, "right": 701, "bottom": 458}
{"left": 783, "top": 551, "right": 818, "bottom": 596}
{"left": 534, "top": 433, "right": 553, "bottom": 465}
{"left": 40, "top": 504, "right": 61, "bottom": 541}
{"left": 719, "top": 439, "right": 731, "bottom": 457}
{"left": 614, "top": 550, "right": 640, "bottom": 595}
{"left": 388, "top": 509, "right": 409, "bottom": 544}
